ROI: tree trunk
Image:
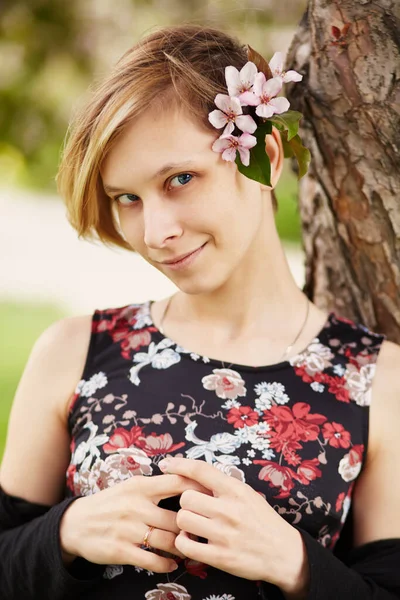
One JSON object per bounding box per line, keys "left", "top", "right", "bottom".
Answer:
{"left": 285, "top": 0, "right": 400, "bottom": 341}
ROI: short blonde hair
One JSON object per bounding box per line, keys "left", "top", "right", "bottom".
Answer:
{"left": 56, "top": 24, "right": 275, "bottom": 251}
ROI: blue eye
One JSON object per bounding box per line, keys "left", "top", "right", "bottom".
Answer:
{"left": 115, "top": 193, "right": 139, "bottom": 206}
{"left": 169, "top": 173, "right": 193, "bottom": 188}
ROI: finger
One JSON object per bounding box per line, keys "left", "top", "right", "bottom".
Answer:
{"left": 159, "top": 458, "right": 238, "bottom": 497}
{"left": 123, "top": 543, "right": 179, "bottom": 573}
{"left": 138, "top": 524, "right": 187, "bottom": 559}
{"left": 179, "top": 488, "right": 219, "bottom": 518}
{"left": 175, "top": 530, "right": 211, "bottom": 565}
{"left": 141, "top": 473, "right": 212, "bottom": 501}
{"left": 176, "top": 509, "right": 215, "bottom": 541}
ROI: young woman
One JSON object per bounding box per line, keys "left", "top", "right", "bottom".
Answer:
{"left": 0, "top": 24, "right": 399, "bottom": 600}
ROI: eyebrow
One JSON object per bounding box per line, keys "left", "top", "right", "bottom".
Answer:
{"left": 103, "top": 161, "right": 197, "bottom": 194}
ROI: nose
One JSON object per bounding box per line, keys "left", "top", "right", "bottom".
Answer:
{"left": 143, "top": 197, "right": 183, "bottom": 250}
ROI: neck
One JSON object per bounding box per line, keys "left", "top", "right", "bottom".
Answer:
{"left": 169, "top": 218, "right": 307, "bottom": 344}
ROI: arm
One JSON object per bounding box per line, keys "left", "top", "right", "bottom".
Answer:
{"left": 0, "top": 315, "right": 105, "bottom": 599}
{"left": 270, "top": 339, "right": 400, "bottom": 600}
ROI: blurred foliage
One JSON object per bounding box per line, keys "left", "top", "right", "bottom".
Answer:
{"left": 0, "top": 302, "right": 65, "bottom": 461}
{"left": 0, "top": 0, "right": 306, "bottom": 240}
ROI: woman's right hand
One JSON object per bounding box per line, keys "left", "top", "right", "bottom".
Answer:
{"left": 59, "top": 473, "right": 210, "bottom": 573}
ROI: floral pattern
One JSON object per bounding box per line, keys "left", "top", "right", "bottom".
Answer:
{"left": 66, "top": 300, "right": 385, "bottom": 599}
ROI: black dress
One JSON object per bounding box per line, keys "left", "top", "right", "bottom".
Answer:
{"left": 63, "top": 300, "right": 385, "bottom": 599}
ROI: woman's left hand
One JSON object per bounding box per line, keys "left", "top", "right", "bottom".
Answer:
{"left": 158, "top": 457, "right": 309, "bottom": 593}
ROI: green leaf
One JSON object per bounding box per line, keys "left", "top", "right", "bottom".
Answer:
{"left": 281, "top": 132, "right": 311, "bottom": 179}
{"left": 268, "top": 110, "right": 303, "bottom": 141}
{"left": 235, "top": 121, "right": 273, "bottom": 186}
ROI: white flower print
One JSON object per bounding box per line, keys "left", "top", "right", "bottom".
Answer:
{"left": 129, "top": 339, "right": 180, "bottom": 386}
{"left": 333, "top": 364, "right": 346, "bottom": 377}
{"left": 76, "top": 371, "right": 108, "bottom": 398}
{"left": 185, "top": 420, "right": 241, "bottom": 463}
{"left": 135, "top": 301, "right": 154, "bottom": 329}
{"left": 344, "top": 363, "right": 375, "bottom": 406}
{"left": 310, "top": 382, "right": 324, "bottom": 393}
{"left": 204, "top": 595, "right": 235, "bottom": 600}
{"left": 145, "top": 582, "right": 191, "bottom": 600}
{"left": 72, "top": 421, "right": 109, "bottom": 466}
{"left": 261, "top": 448, "right": 276, "bottom": 460}
{"left": 221, "top": 399, "right": 242, "bottom": 410}
{"left": 74, "top": 447, "right": 152, "bottom": 495}
{"left": 338, "top": 451, "right": 362, "bottom": 482}
{"left": 341, "top": 495, "right": 352, "bottom": 524}
{"left": 202, "top": 368, "right": 247, "bottom": 400}
{"left": 242, "top": 457, "right": 252, "bottom": 466}
{"left": 291, "top": 341, "right": 334, "bottom": 375}
{"left": 103, "top": 565, "right": 124, "bottom": 579}
{"left": 234, "top": 422, "right": 271, "bottom": 453}
{"left": 254, "top": 382, "right": 289, "bottom": 412}
{"left": 247, "top": 449, "right": 256, "bottom": 457}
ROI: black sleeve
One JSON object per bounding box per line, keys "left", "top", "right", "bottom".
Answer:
{"left": 298, "top": 529, "right": 400, "bottom": 599}
{"left": 0, "top": 485, "right": 105, "bottom": 600}
{"left": 259, "top": 515, "right": 400, "bottom": 600}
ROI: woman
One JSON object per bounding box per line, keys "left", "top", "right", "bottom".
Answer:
{"left": 0, "top": 24, "right": 399, "bottom": 600}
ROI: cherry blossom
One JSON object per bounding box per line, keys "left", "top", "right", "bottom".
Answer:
{"left": 212, "top": 132, "right": 257, "bottom": 166}
{"left": 269, "top": 51, "right": 303, "bottom": 83}
{"left": 240, "top": 74, "right": 289, "bottom": 119}
{"left": 208, "top": 94, "right": 257, "bottom": 135}
{"left": 225, "top": 60, "right": 258, "bottom": 102}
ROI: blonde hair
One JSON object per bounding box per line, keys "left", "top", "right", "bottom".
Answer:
{"left": 56, "top": 24, "right": 274, "bottom": 251}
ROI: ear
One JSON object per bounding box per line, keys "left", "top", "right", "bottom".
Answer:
{"left": 261, "top": 125, "right": 284, "bottom": 191}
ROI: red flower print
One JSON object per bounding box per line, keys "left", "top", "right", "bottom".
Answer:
{"left": 140, "top": 432, "right": 185, "bottom": 456}
{"left": 103, "top": 425, "right": 146, "bottom": 453}
{"left": 326, "top": 376, "right": 350, "bottom": 403}
{"left": 66, "top": 464, "right": 77, "bottom": 492}
{"left": 294, "top": 366, "right": 314, "bottom": 383}
{"left": 336, "top": 492, "right": 345, "bottom": 512}
{"left": 262, "top": 402, "right": 326, "bottom": 442}
{"left": 348, "top": 444, "right": 364, "bottom": 465}
{"left": 322, "top": 422, "right": 351, "bottom": 448}
{"left": 296, "top": 458, "right": 322, "bottom": 485}
{"left": 184, "top": 558, "right": 209, "bottom": 579}
{"left": 227, "top": 405, "right": 259, "bottom": 428}
{"left": 292, "top": 402, "right": 327, "bottom": 441}
{"left": 254, "top": 460, "right": 299, "bottom": 499}
{"left": 118, "top": 329, "right": 152, "bottom": 360}
{"left": 268, "top": 434, "right": 302, "bottom": 466}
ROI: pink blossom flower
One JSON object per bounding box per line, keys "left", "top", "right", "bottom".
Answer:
{"left": 269, "top": 51, "right": 303, "bottom": 83}
{"left": 208, "top": 94, "right": 257, "bottom": 136}
{"left": 241, "top": 74, "right": 290, "bottom": 119}
{"left": 212, "top": 132, "right": 257, "bottom": 166}
{"left": 225, "top": 61, "right": 258, "bottom": 104}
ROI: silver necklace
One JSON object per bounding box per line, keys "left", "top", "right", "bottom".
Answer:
{"left": 158, "top": 294, "right": 310, "bottom": 362}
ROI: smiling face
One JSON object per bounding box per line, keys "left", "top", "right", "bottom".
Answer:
{"left": 100, "top": 104, "right": 274, "bottom": 295}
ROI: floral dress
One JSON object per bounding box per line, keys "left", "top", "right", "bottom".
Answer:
{"left": 66, "top": 300, "right": 385, "bottom": 600}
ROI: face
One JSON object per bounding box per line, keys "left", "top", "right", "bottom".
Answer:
{"left": 100, "top": 105, "right": 272, "bottom": 295}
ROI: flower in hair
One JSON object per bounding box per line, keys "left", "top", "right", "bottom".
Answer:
{"left": 208, "top": 47, "right": 311, "bottom": 187}
{"left": 269, "top": 52, "right": 303, "bottom": 83}
{"left": 208, "top": 94, "right": 257, "bottom": 136}
{"left": 224, "top": 61, "right": 258, "bottom": 103}
{"left": 241, "top": 74, "right": 290, "bottom": 119}
{"left": 212, "top": 132, "right": 257, "bottom": 166}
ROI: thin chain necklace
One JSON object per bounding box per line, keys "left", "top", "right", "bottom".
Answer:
{"left": 158, "top": 294, "right": 310, "bottom": 362}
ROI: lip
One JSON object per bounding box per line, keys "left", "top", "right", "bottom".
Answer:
{"left": 160, "top": 242, "right": 207, "bottom": 270}
{"left": 160, "top": 243, "right": 207, "bottom": 265}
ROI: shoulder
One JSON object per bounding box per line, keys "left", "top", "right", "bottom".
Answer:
{"left": 26, "top": 314, "right": 94, "bottom": 419}
{"left": 371, "top": 338, "right": 400, "bottom": 428}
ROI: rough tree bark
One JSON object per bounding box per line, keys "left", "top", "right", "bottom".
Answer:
{"left": 285, "top": 0, "right": 400, "bottom": 341}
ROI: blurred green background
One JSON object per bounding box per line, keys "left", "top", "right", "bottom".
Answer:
{"left": 0, "top": 0, "right": 307, "bottom": 461}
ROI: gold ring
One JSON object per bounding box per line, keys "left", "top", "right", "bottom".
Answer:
{"left": 142, "top": 526, "right": 155, "bottom": 549}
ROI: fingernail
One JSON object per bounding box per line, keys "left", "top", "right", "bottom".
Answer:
{"left": 170, "top": 562, "right": 179, "bottom": 571}
{"left": 159, "top": 459, "right": 170, "bottom": 472}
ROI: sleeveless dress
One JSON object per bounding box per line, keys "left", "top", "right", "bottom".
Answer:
{"left": 65, "top": 300, "right": 385, "bottom": 600}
